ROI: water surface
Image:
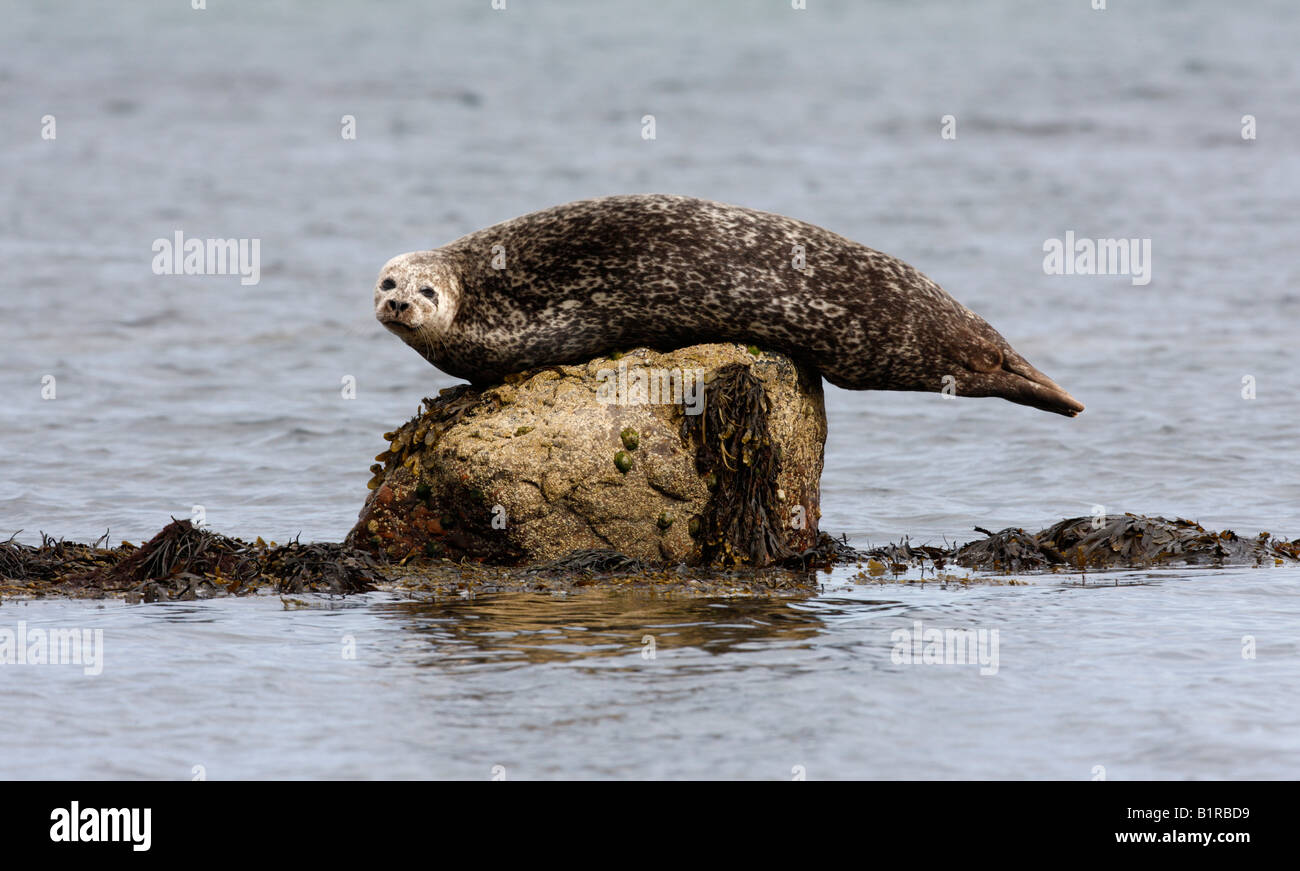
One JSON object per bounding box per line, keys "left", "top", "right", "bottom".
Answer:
{"left": 1, "top": 0, "right": 1298, "bottom": 778}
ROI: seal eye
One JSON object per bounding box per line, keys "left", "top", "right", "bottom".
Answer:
{"left": 381, "top": 278, "right": 396, "bottom": 291}
{"left": 420, "top": 287, "right": 437, "bottom": 303}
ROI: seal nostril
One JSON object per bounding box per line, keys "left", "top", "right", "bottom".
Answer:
{"left": 381, "top": 278, "right": 396, "bottom": 291}
{"left": 386, "top": 299, "right": 399, "bottom": 311}
{"left": 399, "top": 301, "right": 410, "bottom": 312}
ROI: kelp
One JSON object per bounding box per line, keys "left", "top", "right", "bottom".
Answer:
{"left": 681, "top": 363, "right": 795, "bottom": 566}
{"left": 4, "top": 513, "right": 1297, "bottom": 601}
{"left": 2, "top": 519, "right": 383, "bottom": 601}
{"left": 864, "top": 513, "right": 1300, "bottom": 573}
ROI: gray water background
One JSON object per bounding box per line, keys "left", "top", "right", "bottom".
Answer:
{"left": 1, "top": 0, "right": 1298, "bottom": 778}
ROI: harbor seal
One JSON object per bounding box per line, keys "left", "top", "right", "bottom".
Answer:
{"left": 374, "top": 194, "right": 1084, "bottom": 416}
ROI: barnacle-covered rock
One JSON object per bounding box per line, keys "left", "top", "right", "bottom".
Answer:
{"left": 346, "top": 343, "right": 827, "bottom": 566}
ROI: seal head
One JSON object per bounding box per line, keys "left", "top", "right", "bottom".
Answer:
{"left": 374, "top": 251, "right": 460, "bottom": 367}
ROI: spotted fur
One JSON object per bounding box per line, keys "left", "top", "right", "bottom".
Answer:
{"left": 374, "top": 194, "right": 1082, "bottom": 415}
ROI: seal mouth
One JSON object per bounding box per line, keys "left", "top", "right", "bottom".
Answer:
{"left": 990, "top": 356, "right": 1085, "bottom": 417}
{"left": 380, "top": 318, "right": 414, "bottom": 331}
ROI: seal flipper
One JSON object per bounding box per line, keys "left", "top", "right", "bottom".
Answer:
{"left": 965, "top": 349, "right": 1085, "bottom": 417}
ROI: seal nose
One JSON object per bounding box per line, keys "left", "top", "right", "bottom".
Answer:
{"left": 386, "top": 299, "right": 411, "bottom": 314}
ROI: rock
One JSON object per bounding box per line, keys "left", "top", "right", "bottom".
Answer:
{"left": 346, "top": 343, "right": 827, "bottom": 566}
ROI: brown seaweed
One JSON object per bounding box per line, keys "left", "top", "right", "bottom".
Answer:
{"left": 1, "top": 519, "right": 382, "bottom": 601}
{"left": 682, "top": 363, "right": 795, "bottom": 566}
{"left": 3, "top": 512, "right": 1297, "bottom": 601}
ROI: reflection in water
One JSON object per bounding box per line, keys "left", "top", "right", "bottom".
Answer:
{"left": 375, "top": 594, "right": 902, "bottom": 668}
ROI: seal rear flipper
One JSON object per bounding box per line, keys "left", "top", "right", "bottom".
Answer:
{"left": 963, "top": 352, "right": 1085, "bottom": 417}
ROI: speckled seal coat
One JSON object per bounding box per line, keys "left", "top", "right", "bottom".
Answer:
{"left": 375, "top": 194, "right": 1082, "bottom": 416}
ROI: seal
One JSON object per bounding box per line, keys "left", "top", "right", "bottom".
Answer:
{"left": 374, "top": 194, "right": 1084, "bottom": 416}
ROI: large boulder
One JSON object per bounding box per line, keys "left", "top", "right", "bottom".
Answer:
{"left": 347, "top": 343, "right": 827, "bottom": 567}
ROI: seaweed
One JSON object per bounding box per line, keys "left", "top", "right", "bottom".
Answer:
{"left": 4, "top": 512, "right": 1297, "bottom": 601}
{"left": 1030, "top": 514, "right": 1296, "bottom": 568}
{"left": 2, "top": 519, "right": 382, "bottom": 601}
{"left": 860, "top": 538, "right": 953, "bottom": 572}
{"left": 921, "top": 514, "right": 1299, "bottom": 572}
{"left": 523, "top": 549, "right": 658, "bottom": 577}
{"left": 365, "top": 385, "right": 503, "bottom": 492}
{"left": 94, "top": 519, "right": 261, "bottom": 592}
{"left": 682, "top": 363, "right": 795, "bottom": 566}
{"left": 780, "top": 532, "right": 864, "bottom": 570}
{"left": 952, "top": 525, "right": 1062, "bottom": 572}
{"left": 0, "top": 530, "right": 129, "bottom": 585}
{"left": 260, "top": 538, "right": 386, "bottom": 595}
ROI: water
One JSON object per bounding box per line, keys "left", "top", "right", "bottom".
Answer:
{"left": 7, "top": 571, "right": 1300, "bottom": 779}
{"left": 2, "top": 0, "right": 1298, "bottom": 778}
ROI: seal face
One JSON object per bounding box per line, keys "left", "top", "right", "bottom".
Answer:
{"left": 374, "top": 251, "right": 463, "bottom": 365}
{"left": 374, "top": 194, "right": 1083, "bottom": 416}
